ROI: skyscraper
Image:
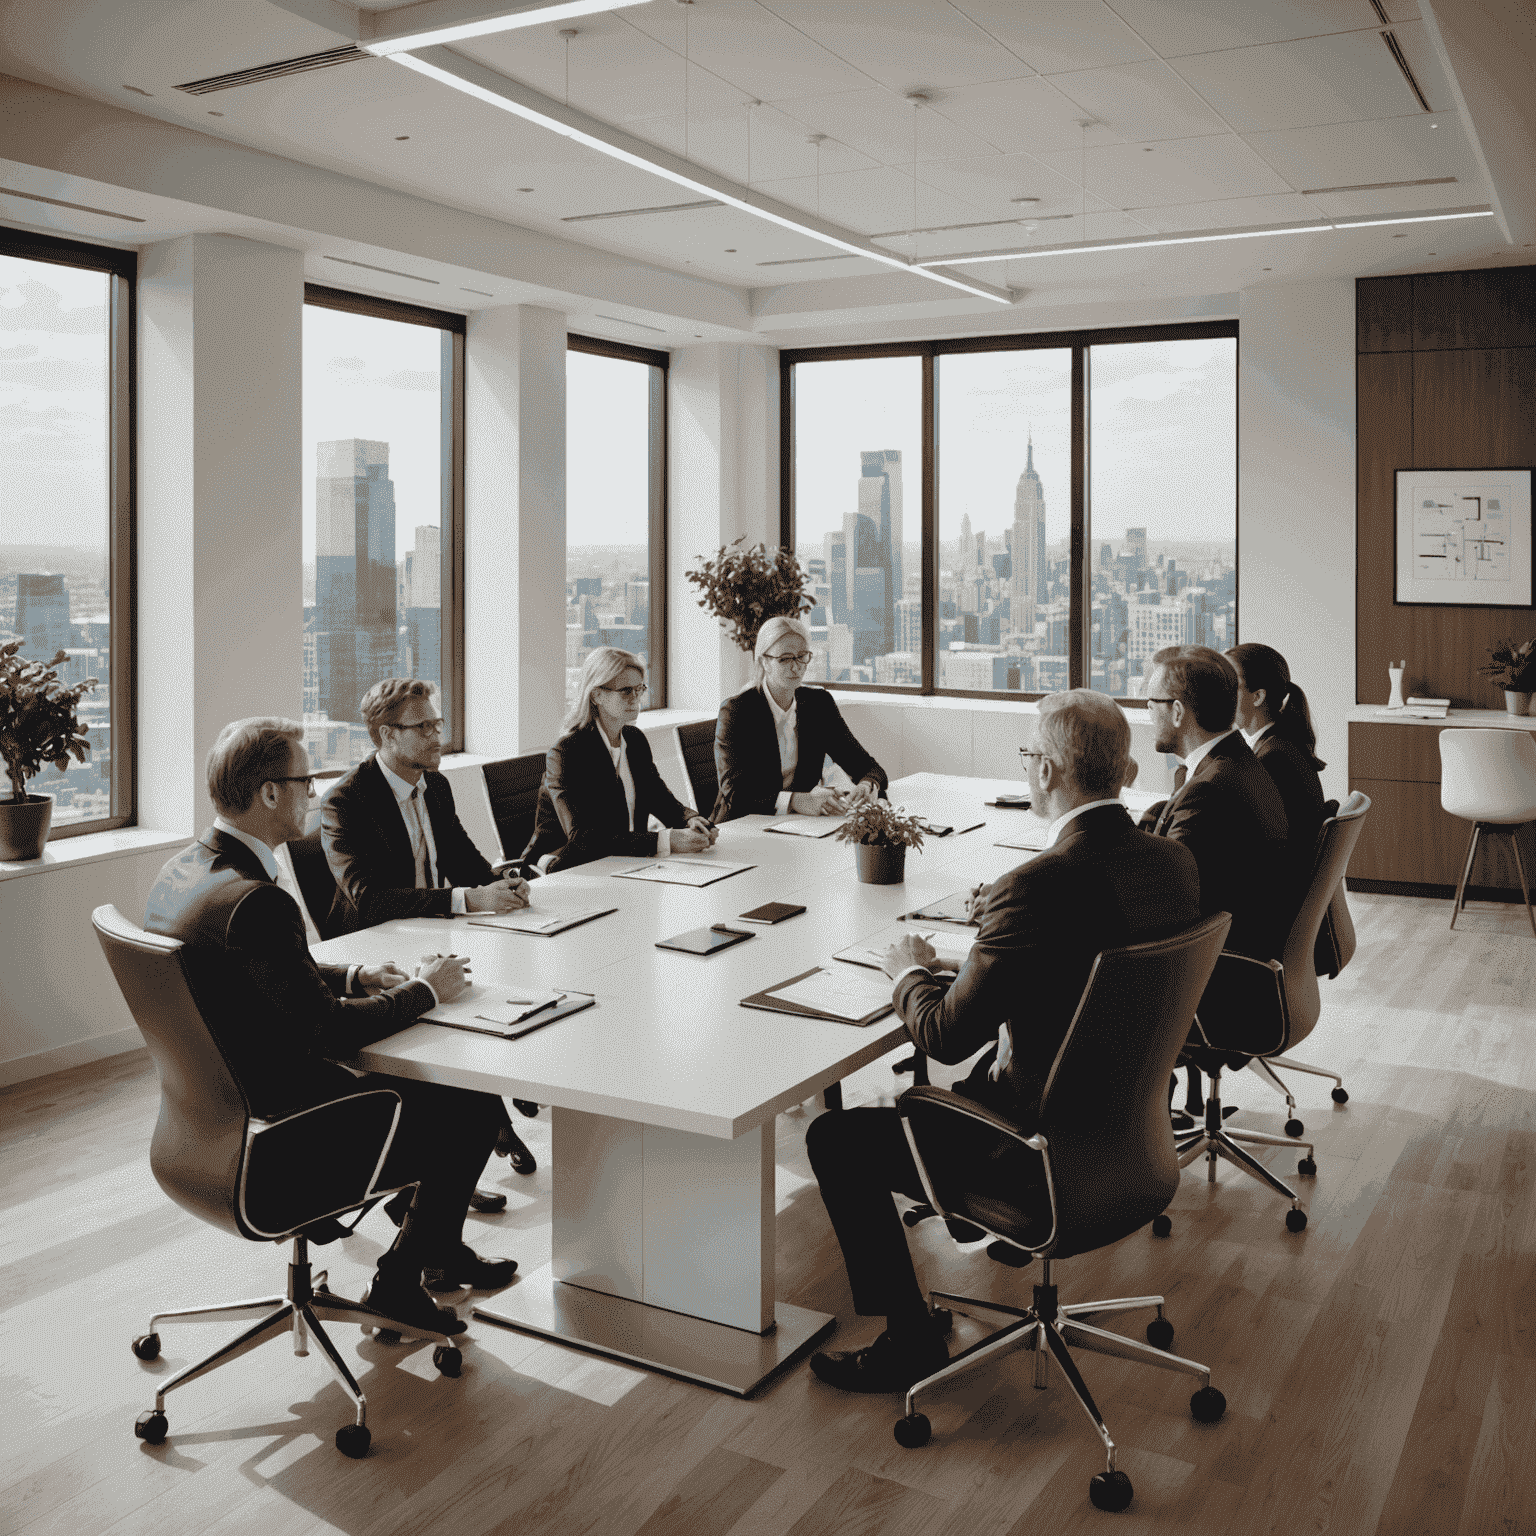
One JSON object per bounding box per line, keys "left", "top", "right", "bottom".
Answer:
{"left": 1010, "top": 436, "right": 1045, "bottom": 639}
{"left": 401, "top": 524, "right": 441, "bottom": 686}
{"left": 1125, "top": 527, "right": 1148, "bottom": 570}
{"left": 315, "top": 439, "right": 397, "bottom": 723}
{"left": 851, "top": 449, "right": 901, "bottom": 665}
{"left": 15, "top": 573, "right": 71, "bottom": 660}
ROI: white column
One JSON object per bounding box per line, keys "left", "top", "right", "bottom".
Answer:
{"left": 463, "top": 304, "right": 567, "bottom": 759}
{"left": 668, "top": 343, "right": 780, "bottom": 713}
{"left": 137, "top": 234, "right": 304, "bottom": 836}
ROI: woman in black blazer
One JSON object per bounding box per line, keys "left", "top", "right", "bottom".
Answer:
{"left": 712, "top": 614, "right": 889, "bottom": 822}
{"left": 522, "top": 648, "right": 716, "bottom": 873}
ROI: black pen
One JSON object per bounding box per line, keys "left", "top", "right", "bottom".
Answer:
{"left": 710, "top": 923, "right": 752, "bottom": 937}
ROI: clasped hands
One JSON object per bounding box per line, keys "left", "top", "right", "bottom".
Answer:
{"left": 879, "top": 933, "right": 962, "bottom": 981}
{"left": 355, "top": 951, "right": 472, "bottom": 1004}
{"left": 671, "top": 815, "right": 719, "bottom": 855}
{"left": 790, "top": 778, "right": 880, "bottom": 817}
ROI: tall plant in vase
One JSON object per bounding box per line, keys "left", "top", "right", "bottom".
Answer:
{"left": 0, "top": 641, "right": 97, "bottom": 860}
{"left": 1477, "top": 637, "right": 1536, "bottom": 715}
{"left": 685, "top": 538, "right": 812, "bottom": 658}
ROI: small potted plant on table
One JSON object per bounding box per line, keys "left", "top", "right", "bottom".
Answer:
{"left": 1477, "top": 637, "right": 1536, "bottom": 715}
{"left": 0, "top": 641, "right": 97, "bottom": 860}
{"left": 835, "top": 799, "right": 926, "bottom": 885}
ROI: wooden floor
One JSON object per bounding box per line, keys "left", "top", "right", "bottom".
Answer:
{"left": 4, "top": 890, "right": 1536, "bottom": 1535}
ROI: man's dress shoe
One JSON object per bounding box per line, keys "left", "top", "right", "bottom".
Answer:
{"left": 495, "top": 1122, "right": 538, "bottom": 1176}
{"left": 423, "top": 1246, "right": 519, "bottom": 1293}
{"left": 810, "top": 1330, "right": 949, "bottom": 1394}
{"left": 360, "top": 1277, "right": 467, "bottom": 1337}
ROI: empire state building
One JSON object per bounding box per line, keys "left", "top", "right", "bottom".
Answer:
{"left": 1010, "top": 435, "right": 1046, "bottom": 638}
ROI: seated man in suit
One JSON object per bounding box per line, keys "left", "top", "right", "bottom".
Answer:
{"left": 805, "top": 691, "right": 1201, "bottom": 1394}
{"left": 323, "top": 677, "right": 539, "bottom": 1184}
{"left": 145, "top": 717, "right": 516, "bottom": 1334}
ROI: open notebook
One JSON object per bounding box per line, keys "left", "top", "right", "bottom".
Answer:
{"left": 833, "top": 921, "right": 975, "bottom": 972}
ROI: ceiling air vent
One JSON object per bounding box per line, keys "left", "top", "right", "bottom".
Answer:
{"left": 174, "top": 45, "right": 373, "bottom": 96}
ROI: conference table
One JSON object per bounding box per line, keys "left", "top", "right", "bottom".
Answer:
{"left": 314, "top": 773, "right": 1159, "bottom": 1394}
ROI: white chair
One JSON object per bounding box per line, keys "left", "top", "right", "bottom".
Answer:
{"left": 1439, "top": 728, "right": 1536, "bottom": 937}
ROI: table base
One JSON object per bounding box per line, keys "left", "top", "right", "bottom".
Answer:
{"left": 474, "top": 1267, "right": 836, "bottom": 1397}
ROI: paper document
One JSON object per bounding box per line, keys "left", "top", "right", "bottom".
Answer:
{"left": 612, "top": 858, "right": 755, "bottom": 887}
{"left": 903, "top": 891, "right": 979, "bottom": 927}
{"left": 768, "top": 965, "right": 895, "bottom": 1023}
{"left": 994, "top": 815, "right": 1054, "bottom": 853}
{"left": 834, "top": 922, "right": 975, "bottom": 972}
{"left": 473, "top": 989, "right": 566, "bottom": 1026}
{"left": 467, "top": 905, "right": 616, "bottom": 935}
{"left": 766, "top": 818, "right": 847, "bottom": 839}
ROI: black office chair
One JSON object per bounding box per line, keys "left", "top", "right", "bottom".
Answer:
{"left": 892, "top": 912, "right": 1232, "bottom": 1513}
{"left": 675, "top": 718, "right": 719, "bottom": 818}
{"left": 482, "top": 751, "right": 547, "bottom": 874}
{"left": 1177, "top": 793, "right": 1370, "bottom": 1231}
{"left": 92, "top": 904, "right": 463, "bottom": 1460}
{"left": 287, "top": 828, "right": 344, "bottom": 941}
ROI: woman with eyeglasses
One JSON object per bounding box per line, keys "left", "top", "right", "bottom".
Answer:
{"left": 711, "top": 614, "right": 888, "bottom": 822}
{"left": 522, "top": 647, "right": 717, "bottom": 873}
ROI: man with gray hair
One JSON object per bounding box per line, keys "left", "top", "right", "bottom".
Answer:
{"left": 145, "top": 717, "right": 517, "bottom": 1337}
{"left": 805, "top": 690, "right": 1201, "bottom": 1394}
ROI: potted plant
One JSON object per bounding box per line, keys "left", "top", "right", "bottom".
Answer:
{"left": 1476, "top": 637, "right": 1536, "bottom": 715}
{"left": 835, "top": 799, "right": 926, "bottom": 885}
{"left": 0, "top": 641, "right": 97, "bottom": 860}
{"left": 685, "top": 537, "right": 812, "bottom": 654}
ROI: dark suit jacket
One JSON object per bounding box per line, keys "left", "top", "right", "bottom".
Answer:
{"left": 893, "top": 804, "right": 1201, "bottom": 1129}
{"left": 1142, "top": 731, "right": 1290, "bottom": 960}
{"left": 321, "top": 755, "right": 496, "bottom": 935}
{"left": 522, "top": 721, "right": 694, "bottom": 873}
{"left": 144, "top": 829, "right": 436, "bottom": 1119}
{"left": 711, "top": 684, "right": 888, "bottom": 822}
{"left": 1254, "top": 729, "right": 1326, "bottom": 905}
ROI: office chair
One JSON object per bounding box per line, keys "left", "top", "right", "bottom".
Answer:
{"left": 92, "top": 904, "right": 463, "bottom": 1460}
{"left": 1176, "top": 793, "right": 1370, "bottom": 1231}
{"left": 675, "top": 718, "right": 719, "bottom": 818}
{"left": 1439, "top": 728, "right": 1536, "bottom": 937}
{"left": 482, "top": 750, "right": 548, "bottom": 877}
{"left": 892, "top": 912, "right": 1232, "bottom": 1513}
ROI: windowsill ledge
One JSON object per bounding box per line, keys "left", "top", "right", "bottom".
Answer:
{"left": 0, "top": 826, "right": 189, "bottom": 884}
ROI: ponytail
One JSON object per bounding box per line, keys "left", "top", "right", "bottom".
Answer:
{"left": 1226, "top": 642, "right": 1325, "bottom": 770}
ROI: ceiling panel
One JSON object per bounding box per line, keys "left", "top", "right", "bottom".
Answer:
{"left": 946, "top": 0, "right": 1152, "bottom": 74}
{"left": 1033, "top": 133, "right": 1293, "bottom": 208}
{"left": 1243, "top": 114, "right": 1480, "bottom": 193}
{"left": 1127, "top": 191, "right": 1321, "bottom": 232}
{"left": 1387, "top": 19, "right": 1457, "bottom": 116}
{"left": 1107, "top": 0, "right": 1381, "bottom": 56}
{"left": 752, "top": 164, "right": 991, "bottom": 240}
{"left": 772, "top": 85, "right": 1005, "bottom": 167}
{"left": 933, "top": 76, "right": 1129, "bottom": 155}
{"left": 1047, "top": 57, "right": 1235, "bottom": 141}
{"left": 915, "top": 150, "right": 1119, "bottom": 215}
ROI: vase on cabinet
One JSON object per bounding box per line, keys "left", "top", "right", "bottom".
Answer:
{"left": 1505, "top": 691, "right": 1533, "bottom": 717}
{"left": 1387, "top": 667, "right": 1405, "bottom": 710}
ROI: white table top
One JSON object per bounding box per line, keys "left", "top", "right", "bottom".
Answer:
{"left": 313, "top": 773, "right": 1144, "bottom": 1141}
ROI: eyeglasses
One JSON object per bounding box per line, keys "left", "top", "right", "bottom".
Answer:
{"left": 1144, "top": 697, "right": 1178, "bottom": 706}
{"left": 600, "top": 684, "right": 648, "bottom": 703}
{"left": 269, "top": 775, "right": 318, "bottom": 793}
{"left": 765, "top": 651, "right": 813, "bottom": 666}
{"left": 1018, "top": 748, "right": 1050, "bottom": 764}
{"left": 392, "top": 717, "right": 444, "bottom": 736}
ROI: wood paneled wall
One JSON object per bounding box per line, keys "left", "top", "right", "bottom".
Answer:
{"left": 1356, "top": 267, "right": 1536, "bottom": 708}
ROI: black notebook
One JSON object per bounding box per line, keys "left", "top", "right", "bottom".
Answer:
{"left": 738, "top": 901, "right": 807, "bottom": 925}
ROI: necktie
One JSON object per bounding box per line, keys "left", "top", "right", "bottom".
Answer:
{"left": 1173, "top": 763, "right": 1188, "bottom": 791}
{"left": 1154, "top": 763, "right": 1189, "bottom": 837}
{"left": 407, "top": 785, "right": 430, "bottom": 889}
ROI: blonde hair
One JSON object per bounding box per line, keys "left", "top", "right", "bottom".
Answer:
{"left": 206, "top": 717, "right": 304, "bottom": 815}
{"left": 359, "top": 677, "right": 439, "bottom": 747}
{"left": 1035, "top": 690, "right": 1131, "bottom": 799}
{"left": 753, "top": 615, "right": 813, "bottom": 679}
{"left": 562, "top": 647, "right": 646, "bottom": 736}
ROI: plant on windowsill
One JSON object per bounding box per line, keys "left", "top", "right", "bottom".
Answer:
{"left": 0, "top": 640, "right": 97, "bottom": 861}
{"left": 1476, "top": 637, "right": 1536, "bottom": 716}
{"left": 684, "top": 537, "right": 812, "bottom": 653}
{"left": 834, "top": 798, "right": 926, "bottom": 885}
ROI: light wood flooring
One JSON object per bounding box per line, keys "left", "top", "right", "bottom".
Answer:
{"left": 4, "top": 890, "right": 1535, "bottom": 1536}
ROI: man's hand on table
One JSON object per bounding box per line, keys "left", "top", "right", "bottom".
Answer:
{"left": 357, "top": 962, "right": 411, "bottom": 995}
{"left": 466, "top": 875, "right": 532, "bottom": 913}
{"left": 881, "top": 932, "right": 958, "bottom": 981}
{"left": 417, "top": 952, "right": 471, "bottom": 1002}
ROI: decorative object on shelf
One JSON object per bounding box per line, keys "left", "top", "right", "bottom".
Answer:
{"left": 835, "top": 799, "right": 926, "bottom": 885}
{"left": 1387, "top": 660, "right": 1405, "bottom": 710}
{"left": 684, "top": 537, "right": 812, "bottom": 653}
{"left": 0, "top": 640, "right": 98, "bottom": 861}
{"left": 1477, "top": 636, "right": 1536, "bottom": 716}
{"left": 1394, "top": 467, "right": 1534, "bottom": 608}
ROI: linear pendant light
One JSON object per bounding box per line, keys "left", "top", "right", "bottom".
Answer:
{"left": 361, "top": 0, "right": 657, "bottom": 56}
{"left": 921, "top": 207, "right": 1495, "bottom": 268}
{"left": 384, "top": 45, "right": 1014, "bottom": 305}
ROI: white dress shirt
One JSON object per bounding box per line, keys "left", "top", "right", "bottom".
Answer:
{"left": 378, "top": 758, "right": 468, "bottom": 914}
{"left": 763, "top": 683, "right": 799, "bottom": 816}
{"left": 1242, "top": 722, "right": 1275, "bottom": 748}
{"left": 602, "top": 728, "right": 672, "bottom": 856}
{"left": 1176, "top": 728, "right": 1237, "bottom": 781}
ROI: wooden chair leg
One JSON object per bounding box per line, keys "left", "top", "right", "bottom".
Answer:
{"left": 1510, "top": 828, "right": 1536, "bottom": 940}
{"left": 1451, "top": 822, "right": 1482, "bottom": 929}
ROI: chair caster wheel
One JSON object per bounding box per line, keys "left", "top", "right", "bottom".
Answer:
{"left": 335, "top": 1423, "right": 371, "bottom": 1458}
{"left": 433, "top": 1345, "right": 462, "bottom": 1377}
{"left": 134, "top": 1410, "right": 167, "bottom": 1444}
{"left": 1146, "top": 1317, "right": 1174, "bottom": 1351}
{"left": 893, "top": 1413, "right": 931, "bottom": 1448}
{"left": 1298, "top": 1157, "right": 1317, "bottom": 1177}
{"left": 1089, "top": 1470, "right": 1133, "bottom": 1512}
{"left": 902, "top": 1204, "right": 934, "bottom": 1228}
{"left": 513, "top": 1100, "right": 540, "bottom": 1118}
{"left": 1190, "top": 1386, "right": 1226, "bottom": 1423}
{"left": 1332, "top": 1087, "right": 1349, "bottom": 1104}
{"left": 1151, "top": 1213, "right": 1172, "bottom": 1238}
{"left": 132, "top": 1333, "right": 160, "bottom": 1361}
{"left": 930, "top": 1307, "right": 953, "bottom": 1336}
{"left": 1286, "top": 1208, "right": 1308, "bottom": 1233}
{"left": 1284, "top": 1118, "right": 1305, "bottom": 1138}
{"left": 374, "top": 1328, "right": 402, "bottom": 1345}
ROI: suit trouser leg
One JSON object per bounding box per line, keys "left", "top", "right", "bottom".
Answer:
{"left": 805, "top": 1106, "right": 930, "bottom": 1322}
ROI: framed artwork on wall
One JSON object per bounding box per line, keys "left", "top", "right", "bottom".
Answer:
{"left": 1394, "top": 467, "right": 1534, "bottom": 607}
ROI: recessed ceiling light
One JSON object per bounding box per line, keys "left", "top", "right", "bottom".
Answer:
{"left": 1010, "top": 196, "right": 1039, "bottom": 205}
{"left": 724, "top": 248, "right": 736, "bottom": 252}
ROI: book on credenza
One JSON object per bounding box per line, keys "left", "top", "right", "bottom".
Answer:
{"left": 1376, "top": 696, "right": 1451, "bottom": 719}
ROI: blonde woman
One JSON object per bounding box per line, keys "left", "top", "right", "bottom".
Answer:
{"left": 711, "top": 614, "right": 887, "bottom": 822}
{"left": 522, "top": 648, "right": 716, "bottom": 873}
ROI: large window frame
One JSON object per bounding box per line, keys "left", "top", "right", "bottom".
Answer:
{"left": 566, "top": 332, "right": 669, "bottom": 709}
{"left": 780, "top": 320, "right": 1238, "bottom": 703}
{"left": 0, "top": 226, "right": 135, "bottom": 841}
{"left": 302, "top": 283, "right": 466, "bottom": 753}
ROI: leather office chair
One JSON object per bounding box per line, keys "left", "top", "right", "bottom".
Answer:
{"left": 92, "top": 904, "right": 462, "bottom": 1460}
{"left": 675, "top": 718, "right": 719, "bottom": 818}
{"left": 286, "top": 827, "right": 344, "bottom": 942}
{"left": 482, "top": 750, "right": 548, "bottom": 874}
{"left": 1176, "top": 792, "right": 1370, "bottom": 1231}
{"left": 1439, "top": 727, "right": 1536, "bottom": 937}
{"left": 892, "top": 912, "right": 1232, "bottom": 1513}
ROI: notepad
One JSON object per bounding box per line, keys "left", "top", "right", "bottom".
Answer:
{"left": 740, "top": 965, "right": 894, "bottom": 1026}
{"left": 422, "top": 985, "right": 597, "bottom": 1038}
{"left": 833, "top": 922, "right": 975, "bottom": 972}
{"left": 612, "top": 858, "right": 755, "bottom": 887}
{"left": 765, "top": 818, "right": 847, "bottom": 839}
{"left": 902, "top": 891, "right": 980, "bottom": 927}
{"left": 467, "top": 905, "right": 617, "bottom": 936}
{"left": 473, "top": 988, "right": 567, "bottom": 1026}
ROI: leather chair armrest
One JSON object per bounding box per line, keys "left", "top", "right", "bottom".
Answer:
{"left": 1188, "top": 950, "right": 1288, "bottom": 1059}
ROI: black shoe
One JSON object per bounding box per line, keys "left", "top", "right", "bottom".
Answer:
{"left": 1171, "top": 1111, "right": 1196, "bottom": 1132}
{"left": 360, "top": 1276, "right": 467, "bottom": 1337}
{"left": 423, "top": 1246, "right": 518, "bottom": 1293}
{"left": 513, "top": 1100, "right": 540, "bottom": 1119}
{"left": 496, "top": 1124, "right": 537, "bottom": 1176}
{"left": 468, "top": 1187, "right": 507, "bottom": 1214}
{"left": 810, "top": 1329, "right": 948, "bottom": 1394}
{"left": 383, "top": 1187, "right": 414, "bottom": 1227}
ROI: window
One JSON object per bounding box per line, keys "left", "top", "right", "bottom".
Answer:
{"left": 565, "top": 336, "right": 667, "bottom": 709}
{"left": 782, "top": 322, "right": 1238, "bottom": 700}
{"left": 302, "top": 286, "right": 464, "bottom": 771}
{"left": 0, "top": 228, "right": 133, "bottom": 839}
